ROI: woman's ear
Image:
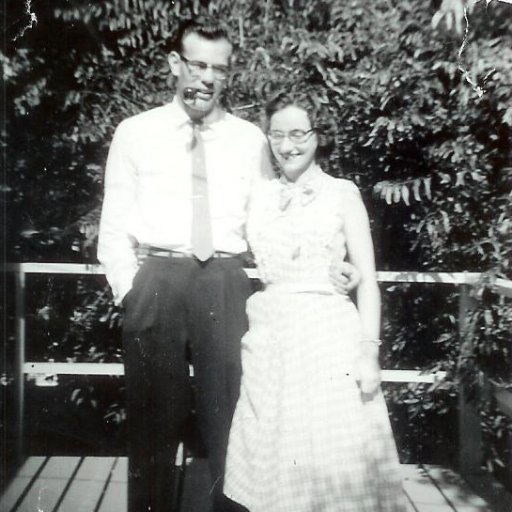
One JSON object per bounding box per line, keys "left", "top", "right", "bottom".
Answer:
{"left": 168, "top": 51, "right": 181, "bottom": 78}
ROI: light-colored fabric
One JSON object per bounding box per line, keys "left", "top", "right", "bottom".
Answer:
{"left": 97, "top": 98, "right": 271, "bottom": 303}
{"left": 190, "top": 122, "right": 214, "bottom": 261}
{"left": 224, "top": 167, "right": 407, "bottom": 512}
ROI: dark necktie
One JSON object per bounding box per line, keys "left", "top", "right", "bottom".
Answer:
{"left": 191, "top": 121, "right": 214, "bottom": 261}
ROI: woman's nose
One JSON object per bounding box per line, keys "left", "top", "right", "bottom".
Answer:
{"left": 278, "top": 135, "right": 294, "bottom": 152}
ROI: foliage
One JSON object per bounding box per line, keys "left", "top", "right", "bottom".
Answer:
{"left": 4, "top": 0, "right": 511, "bottom": 270}
{"left": 3, "top": 0, "right": 512, "bottom": 478}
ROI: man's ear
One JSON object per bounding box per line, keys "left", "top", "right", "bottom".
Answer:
{"left": 168, "top": 51, "right": 181, "bottom": 78}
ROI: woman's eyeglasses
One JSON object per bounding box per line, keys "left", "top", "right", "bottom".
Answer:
{"left": 267, "top": 129, "right": 316, "bottom": 144}
{"left": 179, "top": 54, "right": 230, "bottom": 81}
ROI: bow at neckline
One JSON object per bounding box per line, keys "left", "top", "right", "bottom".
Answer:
{"left": 277, "top": 166, "right": 323, "bottom": 211}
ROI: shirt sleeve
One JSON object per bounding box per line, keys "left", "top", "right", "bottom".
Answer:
{"left": 97, "top": 121, "right": 139, "bottom": 304}
{"left": 249, "top": 127, "right": 274, "bottom": 187}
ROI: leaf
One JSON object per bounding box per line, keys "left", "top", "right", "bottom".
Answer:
{"left": 385, "top": 185, "right": 393, "bottom": 205}
{"left": 439, "top": 172, "right": 451, "bottom": 185}
{"left": 423, "top": 177, "right": 432, "bottom": 200}
{"left": 71, "top": 388, "right": 81, "bottom": 402}
{"left": 441, "top": 210, "right": 450, "bottom": 233}
{"left": 455, "top": 171, "right": 465, "bottom": 186}
{"left": 393, "top": 186, "right": 401, "bottom": 203}
{"left": 412, "top": 179, "right": 422, "bottom": 201}
{"left": 503, "top": 107, "right": 512, "bottom": 126}
{"left": 401, "top": 185, "right": 410, "bottom": 206}
{"left": 21, "top": 229, "right": 39, "bottom": 237}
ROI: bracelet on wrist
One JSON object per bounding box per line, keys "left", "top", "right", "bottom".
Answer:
{"left": 361, "top": 339, "right": 382, "bottom": 346}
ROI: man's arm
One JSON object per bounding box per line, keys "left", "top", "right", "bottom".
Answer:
{"left": 97, "top": 122, "right": 139, "bottom": 305}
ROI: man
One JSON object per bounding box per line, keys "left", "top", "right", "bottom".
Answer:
{"left": 98, "top": 17, "right": 357, "bottom": 512}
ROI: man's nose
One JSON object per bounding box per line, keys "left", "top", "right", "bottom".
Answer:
{"left": 201, "top": 66, "right": 215, "bottom": 83}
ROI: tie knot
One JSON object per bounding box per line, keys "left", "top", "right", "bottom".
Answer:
{"left": 191, "top": 121, "right": 203, "bottom": 148}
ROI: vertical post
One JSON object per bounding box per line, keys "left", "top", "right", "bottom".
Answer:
{"left": 457, "top": 283, "right": 482, "bottom": 476}
{"left": 14, "top": 268, "right": 26, "bottom": 467}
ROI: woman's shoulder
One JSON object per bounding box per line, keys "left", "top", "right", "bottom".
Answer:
{"left": 320, "top": 174, "right": 361, "bottom": 198}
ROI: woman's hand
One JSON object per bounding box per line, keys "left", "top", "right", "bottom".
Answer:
{"left": 353, "top": 341, "right": 381, "bottom": 397}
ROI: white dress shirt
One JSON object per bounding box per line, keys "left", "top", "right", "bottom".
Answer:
{"left": 98, "top": 98, "right": 272, "bottom": 303}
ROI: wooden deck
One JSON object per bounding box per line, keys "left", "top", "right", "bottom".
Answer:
{"left": 1, "top": 456, "right": 510, "bottom": 512}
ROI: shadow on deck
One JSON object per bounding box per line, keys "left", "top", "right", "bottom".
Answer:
{"left": 1, "top": 456, "right": 511, "bottom": 512}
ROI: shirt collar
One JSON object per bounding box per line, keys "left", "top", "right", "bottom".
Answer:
{"left": 167, "top": 96, "right": 226, "bottom": 131}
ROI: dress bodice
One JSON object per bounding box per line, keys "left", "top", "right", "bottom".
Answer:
{"left": 247, "top": 166, "right": 363, "bottom": 289}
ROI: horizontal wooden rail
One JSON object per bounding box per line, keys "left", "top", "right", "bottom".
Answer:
{"left": 7, "top": 262, "right": 512, "bottom": 294}
{"left": 5, "top": 262, "right": 482, "bottom": 283}
{"left": 7, "top": 262, "right": 512, "bottom": 296}
{"left": 23, "top": 362, "right": 447, "bottom": 384}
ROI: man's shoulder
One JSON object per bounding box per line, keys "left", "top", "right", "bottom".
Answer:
{"left": 117, "top": 104, "right": 170, "bottom": 131}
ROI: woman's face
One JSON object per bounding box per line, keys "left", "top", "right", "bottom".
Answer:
{"left": 268, "top": 105, "right": 318, "bottom": 182}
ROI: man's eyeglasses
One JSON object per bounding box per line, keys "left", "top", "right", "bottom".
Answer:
{"left": 179, "top": 54, "right": 230, "bottom": 81}
{"left": 267, "top": 129, "right": 316, "bottom": 144}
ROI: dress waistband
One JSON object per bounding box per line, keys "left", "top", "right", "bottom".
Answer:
{"left": 263, "top": 282, "right": 336, "bottom": 295}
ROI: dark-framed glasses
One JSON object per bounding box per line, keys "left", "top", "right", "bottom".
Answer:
{"left": 179, "top": 54, "right": 230, "bottom": 81}
{"left": 267, "top": 129, "right": 316, "bottom": 144}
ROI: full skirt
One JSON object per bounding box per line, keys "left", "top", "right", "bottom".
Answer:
{"left": 224, "top": 289, "right": 406, "bottom": 512}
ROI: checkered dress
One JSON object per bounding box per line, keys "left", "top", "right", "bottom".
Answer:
{"left": 223, "top": 166, "right": 406, "bottom": 512}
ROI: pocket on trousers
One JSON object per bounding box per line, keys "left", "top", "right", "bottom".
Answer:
{"left": 121, "top": 261, "right": 146, "bottom": 310}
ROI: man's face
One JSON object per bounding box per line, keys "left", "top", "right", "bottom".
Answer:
{"left": 169, "top": 32, "right": 232, "bottom": 119}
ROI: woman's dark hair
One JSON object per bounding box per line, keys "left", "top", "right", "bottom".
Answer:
{"left": 264, "top": 89, "right": 336, "bottom": 162}
{"left": 168, "top": 16, "right": 231, "bottom": 54}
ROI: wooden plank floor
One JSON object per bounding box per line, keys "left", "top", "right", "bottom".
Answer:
{"left": 1, "top": 457, "right": 508, "bottom": 512}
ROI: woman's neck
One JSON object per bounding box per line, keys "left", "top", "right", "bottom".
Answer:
{"left": 280, "top": 162, "right": 320, "bottom": 185}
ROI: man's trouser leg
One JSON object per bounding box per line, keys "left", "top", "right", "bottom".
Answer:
{"left": 187, "top": 258, "right": 252, "bottom": 512}
{"left": 122, "top": 258, "right": 193, "bottom": 512}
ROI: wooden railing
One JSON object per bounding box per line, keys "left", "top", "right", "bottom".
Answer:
{"left": 6, "top": 263, "right": 512, "bottom": 478}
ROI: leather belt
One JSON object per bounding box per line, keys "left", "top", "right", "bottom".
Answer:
{"left": 145, "top": 246, "right": 236, "bottom": 260}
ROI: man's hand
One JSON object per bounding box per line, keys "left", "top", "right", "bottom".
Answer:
{"left": 329, "top": 260, "right": 360, "bottom": 295}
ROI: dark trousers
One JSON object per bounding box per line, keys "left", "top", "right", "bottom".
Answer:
{"left": 122, "top": 256, "right": 252, "bottom": 512}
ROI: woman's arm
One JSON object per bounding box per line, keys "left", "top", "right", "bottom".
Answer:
{"left": 343, "top": 185, "right": 382, "bottom": 394}
{"left": 344, "top": 190, "right": 380, "bottom": 339}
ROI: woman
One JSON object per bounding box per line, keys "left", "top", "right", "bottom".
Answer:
{"left": 223, "top": 90, "right": 406, "bottom": 512}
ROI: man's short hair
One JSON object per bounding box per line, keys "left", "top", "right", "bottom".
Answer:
{"left": 168, "top": 16, "right": 231, "bottom": 53}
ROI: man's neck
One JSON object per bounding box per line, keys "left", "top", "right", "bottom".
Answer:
{"left": 176, "top": 95, "right": 222, "bottom": 125}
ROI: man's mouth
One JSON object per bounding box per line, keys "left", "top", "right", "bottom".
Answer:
{"left": 195, "top": 90, "right": 213, "bottom": 100}
{"left": 185, "top": 88, "right": 214, "bottom": 101}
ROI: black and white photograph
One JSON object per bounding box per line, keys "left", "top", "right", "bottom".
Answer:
{"left": 1, "top": 1, "right": 511, "bottom": 511}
